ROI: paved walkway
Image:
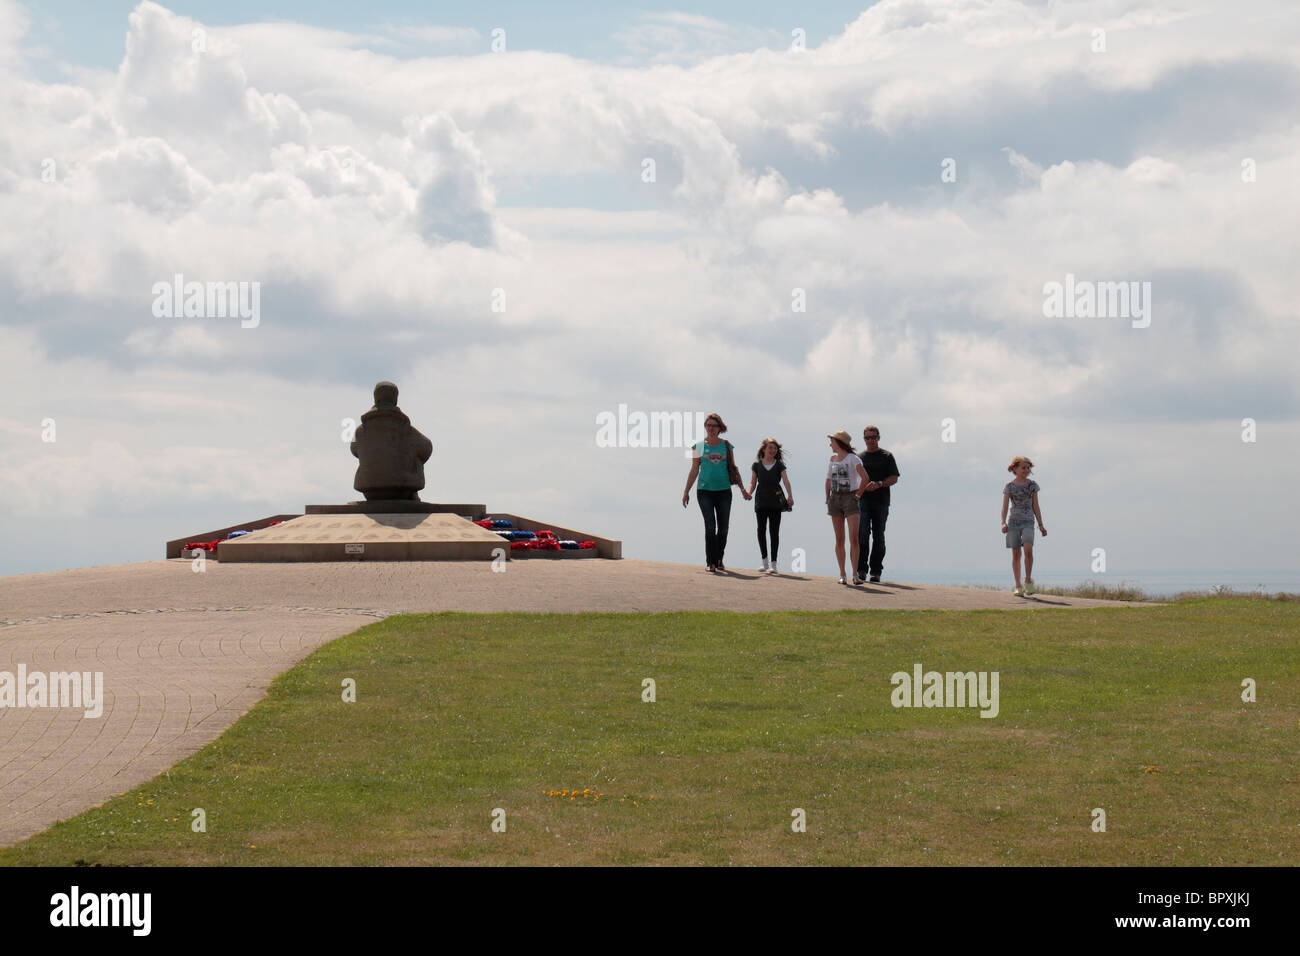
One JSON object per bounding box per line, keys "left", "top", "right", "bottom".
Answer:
{"left": 0, "top": 559, "right": 1149, "bottom": 846}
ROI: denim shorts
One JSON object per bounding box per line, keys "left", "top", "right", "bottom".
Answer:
{"left": 1005, "top": 521, "right": 1035, "bottom": 549}
{"left": 826, "top": 491, "right": 858, "bottom": 518}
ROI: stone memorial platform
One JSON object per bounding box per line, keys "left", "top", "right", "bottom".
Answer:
{"left": 164, "top": 381, "right": 623, "bottom": 562}
{"left": 166, "top": 507, "right": 622, "bottom": 561}
{"left": 215, "top": 513, "right": 507, "bottom": 562}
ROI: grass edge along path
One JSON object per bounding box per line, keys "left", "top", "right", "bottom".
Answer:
{"left": 2, "top": 600, "right": 1296, "bottom": 866}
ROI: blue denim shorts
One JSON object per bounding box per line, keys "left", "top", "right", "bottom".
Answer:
{"left": 1005, "top": 521, "right": 1035, "bottom": 549}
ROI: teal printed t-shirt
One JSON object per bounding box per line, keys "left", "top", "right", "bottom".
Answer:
{"left": 695, "top": 440, "right": 732, "bottom": 491}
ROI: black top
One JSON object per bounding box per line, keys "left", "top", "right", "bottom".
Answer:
{"left": 751, "top": 460, "right": 787, "bottom": 510}
{"left": 858, "top": 449, "right": 900, "bottom": 505}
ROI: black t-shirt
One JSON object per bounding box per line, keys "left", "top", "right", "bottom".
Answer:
{"left": 751, "top": 460, "right": 787, "bottom": 510}
{"left": 858, "top": 449, "right": 900, "bottom": 505}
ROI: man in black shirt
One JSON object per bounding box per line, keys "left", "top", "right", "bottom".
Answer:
{"left": 854, "top": 425, "right": 900, "bottom": 583}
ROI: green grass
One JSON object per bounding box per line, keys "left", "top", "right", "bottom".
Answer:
{"left": 3, "top": 600, "right": 1297, "bottom": 866}
{"left": 1032, "top": 581, "right": 1153, "bottom": 602}
{"left": 980, "top": 581, "right": 1298, "bottom": 603}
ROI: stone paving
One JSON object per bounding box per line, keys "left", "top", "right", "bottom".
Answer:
{"left": 0, "top": 558, "right": 1150, "bottom": 846}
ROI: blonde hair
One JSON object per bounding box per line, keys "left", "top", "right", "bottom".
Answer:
{"left": 1007, "top": 456, "right": 1034, "bottom": 474}
{"left": 755, "top": 438, "right": 785, "bottom": 463}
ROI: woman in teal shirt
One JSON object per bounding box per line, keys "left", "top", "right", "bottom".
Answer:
{"left": 682, "top": 412, "right": 751, "bottom": 572}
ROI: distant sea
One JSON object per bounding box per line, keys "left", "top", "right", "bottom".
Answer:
{"left": 890, "top": 569, "right": 1300, "bottom": 598}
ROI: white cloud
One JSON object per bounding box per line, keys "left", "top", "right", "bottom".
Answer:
{"left": 783, "top": 188, "right": 848, "bottom": 217}
{"left": 0, "top": 0, "right": 1297, "bottom": 577}
{"left": 408, "top": 112, "right": 504, "bottom": 248}
{"left": 0, "top": 0, "right": 27, "bottom": 71}
{"left": 613, "top": 11, "right": 786, "bottom": 65}
{"left": 89, "top": 136, "right": 212, "bottom": 215}
{"left": 375, "top": 23, "right": 481, "bottom": 52}
{"left": 1002, "top": 147, "right": 1043, "bottom": 183}
{"left": 124, "top": 324, "right": 226, "bottom": 359}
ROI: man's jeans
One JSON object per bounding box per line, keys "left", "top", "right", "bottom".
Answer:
{"left": 856, "top": 500, "right": 889, "bottom": 577}
{"left": 697, "top": 489, "right": 733, "bottom": 566}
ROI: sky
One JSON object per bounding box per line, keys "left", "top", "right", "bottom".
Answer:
{"left": 1, "top": 0, "right": 1297, "bottom": 582}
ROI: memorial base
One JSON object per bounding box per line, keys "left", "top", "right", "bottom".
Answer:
{"left": 305, "top": 501, "right": 486, "bottom": 517}
{"left": 217, "top": 513, "right": 503, "bottom": 562}
{"left": 167, "top": 505, "right": 621, "bottom": 561}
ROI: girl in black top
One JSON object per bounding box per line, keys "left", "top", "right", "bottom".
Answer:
{"left": 746, "top": 438, "right": 794, "bottom": 573}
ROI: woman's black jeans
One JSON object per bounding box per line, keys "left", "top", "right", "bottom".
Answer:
{"left": 756, "top": 507, "right": 782, "bottom": 561}
{"left": 696, "top": 488, "right": 732, "bottom": 566}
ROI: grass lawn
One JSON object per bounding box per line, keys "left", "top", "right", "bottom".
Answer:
{"left": 2, "top": 599, "right": 1296, "bottom": 866}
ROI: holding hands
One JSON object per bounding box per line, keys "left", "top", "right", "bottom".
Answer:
{"left": 856, "top": 480, "right": 882, "bottom": 498}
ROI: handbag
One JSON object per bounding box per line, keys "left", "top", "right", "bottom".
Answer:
{"left": 725, "top": 441, "right": 744, "bottom": 487}
{"left": 776, "top": 487, "right": 792, "bottom": 512}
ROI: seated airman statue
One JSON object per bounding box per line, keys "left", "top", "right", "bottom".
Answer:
{"left": 351, "top": 381, "right": 433, "bottom": 501}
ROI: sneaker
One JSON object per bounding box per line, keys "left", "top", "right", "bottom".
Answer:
{"left": 768, "top": 564, "right": 778, "bottom": 574}
{"left": 707, "top": 564, "right": 716, "bottom": 573}
{"left": 1024, "top": 577, "right": 1035, "bottom": 595}
{"left": 1013, "top": 585, "right": 1024, "bottom": 597}
{"left": 760, "top": 558, "right": 770, "bottom": 572}
{"left": 716, "top": 561, "right": 726, "bottom": 572}
{"left": 869, "top": 574, "right": 881, "bottom": 583}
{"left": 852, "top": 574, "right": 863, "bottom": 586}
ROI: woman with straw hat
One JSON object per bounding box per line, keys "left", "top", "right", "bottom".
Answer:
{"left": 825, "top": 429, "right": 870, "bottom": 585}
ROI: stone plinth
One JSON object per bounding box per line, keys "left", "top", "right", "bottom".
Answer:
{"left": 216, "top": 513, "right": 506, "bottom": 563}
{"left": 166, "top": 514, "right": 301, "bottom": 559}
{"left": 305, "top": 501, "right": 485, "bottom": 517}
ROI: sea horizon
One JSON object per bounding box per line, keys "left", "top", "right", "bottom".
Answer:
{"left": 884, "top": 568, "right": 1300, "bottom": 598}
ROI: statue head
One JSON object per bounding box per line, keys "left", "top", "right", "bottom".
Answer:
{"left": 373, "top": 381, "right": 399, "bottom": 409}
